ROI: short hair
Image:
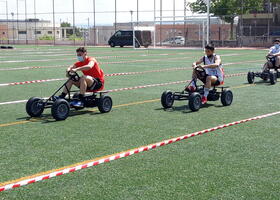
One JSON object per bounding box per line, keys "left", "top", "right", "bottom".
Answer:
{"left": 274, "top": 39, "right": 280, "bottom": 43}
{"left": 205, "top": 44, "right": 215, "bottom": 51}
{"left": 76, "top": 47, "right": 87, "bottom": 53}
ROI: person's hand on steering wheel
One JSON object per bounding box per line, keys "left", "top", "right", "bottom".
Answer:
{"left": 70, "top": 68, "right": 78, "bottom": 73}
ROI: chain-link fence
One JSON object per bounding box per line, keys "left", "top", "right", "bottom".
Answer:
{"left": 0, "top": 0, "right": 279, "bottom": 48}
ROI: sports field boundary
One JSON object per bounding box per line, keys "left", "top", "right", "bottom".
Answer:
{"left": 0, "top": 109, "right": 279, "bottom": 192}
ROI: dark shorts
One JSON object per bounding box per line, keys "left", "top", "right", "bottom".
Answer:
{"left": 87, "top": 77, "right": 103, "bottom": 91}
{"left": 200, "top": 75, "right": 220, "bottom": 86}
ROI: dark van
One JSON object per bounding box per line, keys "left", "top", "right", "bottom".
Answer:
{"left": 108, "top": 30, "right": 152, "bottom": 48}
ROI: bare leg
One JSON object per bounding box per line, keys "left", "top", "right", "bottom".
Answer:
{"left": 204, "top": 76, "right": 218, "bottom": 98}
{"left": 276, "top": 56, "right": 280, "bottom": 67}
{"left": 79, "top": 76, "right": 94, "bottom": 95}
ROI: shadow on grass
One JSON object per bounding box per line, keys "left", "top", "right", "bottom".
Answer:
{"left": 17, "top": 109, "right": 101, "bottom": 124}
{"left": 155, "top": 103, "right": 215, "bottom": 114}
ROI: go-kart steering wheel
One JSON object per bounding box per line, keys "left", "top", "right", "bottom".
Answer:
{"left": 194, "top": 66, "right": 207, "bottom": 80}
{"left": 266, "top": 55, "right": 276, "bottom": 61}
{"left": 67, "top": 71, "right": 80, "bottom": 82}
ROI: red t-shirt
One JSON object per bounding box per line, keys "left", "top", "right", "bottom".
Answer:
{"left": 75, "top": 56, "right": 104, "bottom": 84}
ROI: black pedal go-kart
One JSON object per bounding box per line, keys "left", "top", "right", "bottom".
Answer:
{"left": 161, "top": 66, "right": 233, "bottom": 112}
{"left": 247, "top": 55, "right": 280, "bottom": 85}
{"left": 26, "top": 72, "right": 113, "bottom": 121}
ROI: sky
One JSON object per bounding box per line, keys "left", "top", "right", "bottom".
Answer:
{"left": 0, "top": 0, "right": 196, "bottom": 26}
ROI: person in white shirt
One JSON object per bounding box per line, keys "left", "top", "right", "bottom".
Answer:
{"left": 263, "top": 39, "right": 280, "bottom": 71}
{"left": 186, "top": 44, "right": 224, "bottom": 105}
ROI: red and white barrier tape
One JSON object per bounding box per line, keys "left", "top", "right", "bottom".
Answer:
{"left": 0, "top": 72, "right": 247, "bottom": 106}
{"left": 1, "top": 110, "right": 279, "bottom": 192}
{"left": 0, "top": 67, "right": 191, "bottom": 87}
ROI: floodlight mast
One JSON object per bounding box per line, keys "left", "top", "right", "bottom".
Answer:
{"left": 206, "top": 0, "right": 210, "bottom": 44}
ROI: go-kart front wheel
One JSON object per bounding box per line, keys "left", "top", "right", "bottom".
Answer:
{"left": 51, "top": 99, "right": 70, "bottom": 121}
{"left": 98, "top": 95, "right": 113, "bottom": 113}
{"left": 26, "top": 97, "right": 45, "bottom": 117}
{"left": 221, "top": 89, "right": 233, "bottom": 106}
{"left": 161, "top": 90, "right": 174, "bottom": 109}
{"left": 188, "top": 92, "right": 201, "bottom": 112}
{"left": 269, "top": 72, "right": 277, "bottom": 85}
{"left": 247, "top": 72, "right": 255, "bottom": 84}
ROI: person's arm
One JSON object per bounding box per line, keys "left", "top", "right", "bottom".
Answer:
{"left": 192, "top": 57, "right": 204, "bottom": 68}
{"left": 272, "top": 52, "right": 280, "bottom": 56}
{"left": 71, "top": 61, "right": 95, "bottom": 72}
{"left": 203, "top": 55, "right": 221, "bottom": 69}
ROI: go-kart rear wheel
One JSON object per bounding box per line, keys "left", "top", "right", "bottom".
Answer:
{"left": 161, "top": 90, "right": 174, "bottom": 109}
{"left": 51, "top": 99, "right": 70, "bottom": 121}
{"left": 221, "top": 89, "right": 233, "bottom": 106}
{"left": 269, "top": 72, "right": 277, "bottom": 85}
{"left": 26, "top": 97, "right": 45, "bottom": 117}
{"left": 247, "top": 72, "right": 255, "bottom": 84}
{"left": 98, "top": 95, "right": 113, "bottom": 113}
{"left": 188, "top": 92, "right": 201, "bottom": 112}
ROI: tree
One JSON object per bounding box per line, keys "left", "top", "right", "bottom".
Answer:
{"left": 188, "top": 0, "right": 264, "bottom": 40}
{"left": 60, "top": 21, "right": 82, "bottom": 38}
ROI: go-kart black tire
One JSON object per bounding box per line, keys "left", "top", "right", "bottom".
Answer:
{"left": 247, "top": 72, "right": 255, "bottom": 84}
{"left": 51, "top": 99, "right": 70, "bottom": 121}
{"left": 269, "top": 72, "right": 277, "bottom": 85}
{"left": 26, "top": 97, "right": 45, "bottom": 117}
{"left": 221, "top": 89, "right": 233, "bottom": 106}
{"left": 161, "top": 90, "right": 174, "bottom": 109}
{"left": 98, "top": 95, "right": 113, "bottom": 113}
{"left": 188, "top": 92, "right": 201, "bottom": 112}
{"left": 135, "top": 42, "right": 140, "bottom": 48}
{"left": 110, "top": 42, "right": 115, "bottom": 48}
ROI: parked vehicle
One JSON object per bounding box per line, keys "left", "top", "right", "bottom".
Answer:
{"left": 157, "top": 36, "right": 185, "bottom": 46}
{"left": 108, "top": 30, "right": 152, "bottom": 48}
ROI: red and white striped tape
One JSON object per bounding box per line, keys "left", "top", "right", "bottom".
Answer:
{"left": 0, "top": 72, "right": 247, "bottom": 106}
{"left": 0, "top": 67, "right": 191, "bottom": 87}
{"left": 1, "top": 110, "right": 279, "bottom": 192}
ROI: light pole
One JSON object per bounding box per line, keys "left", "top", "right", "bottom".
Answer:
{"left": 173, "top": 0, "right": 175, "bottom": 45}
{"left": 136, "top": 0, "right": 139, "bottom": 26}
{"left": 115, "top": 0, "right": 117, "bottom": 32}
{"left": 24, "top": 0, "right": 27, "bottom": 44}
{"left": 206, "top": 0, "right": 210, "bottom": 44}
{"left": 72, "top": 0, "right": 76, "bottom": 45}
{"left": 16, "top": 0, "right": 19, "bottom": 42}
{"left": 93, "top": 0, "right": 96, "bottom": 45}
{"left": 160, "top": 0, "right": 162, "bottom": 46}
{"left": 52, "top": 0, "right": 55, "bottom": 45}
{"left": 34, "top": 0, "right": 37, "bottom": 45}
{"left": 153, "top": 0, "right": 156, "bottom": 48}
{"left": 184, "top": 0, "right": 187, "bottom": 46}
{"left": 130, "top": 10, "right": 135, "bottom": 49}
{"left": 11, "top": 12, "right": 15, "bottom": 44}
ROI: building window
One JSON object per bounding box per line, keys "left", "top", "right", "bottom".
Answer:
{"left": 2, "top": 32, "right": 5, "bottom": 35}
{"left": 48, "top": 31, "right": 52, "bottom": 34}
{"left": 18, "top": 31, "right": 27, "bottom": 34}
{"left": 57, "top": 31, "right": 59, "bottom": 34}
{"left": 35, "top": 31, "right": 41, "bottom": 34}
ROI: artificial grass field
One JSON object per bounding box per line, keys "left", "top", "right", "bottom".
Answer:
{"left": 0, "top": 46, "right": 279, "bottom": 199}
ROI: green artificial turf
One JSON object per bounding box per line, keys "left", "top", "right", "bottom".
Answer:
{"left": 0, "top": 46, "right": 279, "bottom": 200}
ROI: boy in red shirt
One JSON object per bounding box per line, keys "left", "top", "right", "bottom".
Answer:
{"left": 60, "top": 47, "right": 105, "bottom": 107}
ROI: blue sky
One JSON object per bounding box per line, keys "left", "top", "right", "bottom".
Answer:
{"left": 0, "top": 0, "right": 195, "bottom": 26}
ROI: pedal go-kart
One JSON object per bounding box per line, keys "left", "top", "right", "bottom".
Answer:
{"left": 247, "top": 55, "right": 280, "bottom": 85}
{"left": 161, "top": 66, "right": 233, "bottom": 112}
{"left": 26, "top": 72, "right": 113, "bottom": 121}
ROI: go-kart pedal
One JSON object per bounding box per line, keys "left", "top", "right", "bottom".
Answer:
{"left": 70, "top": 100, "right": 84, "bottom": 108}
{"left": 185, "top": 85, "right": 196, "bottom": 92}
